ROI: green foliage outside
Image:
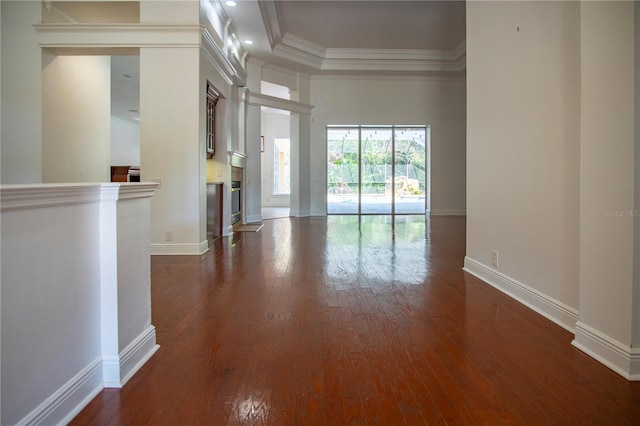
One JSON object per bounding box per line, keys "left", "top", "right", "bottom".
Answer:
{"left": 328, "top": 137, "right": 426, "bottom": 195}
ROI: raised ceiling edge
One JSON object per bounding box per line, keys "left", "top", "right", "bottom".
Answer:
{"left": 270, "top": 32, "right": 467, "bottom": 73}
{"left": 257, "top": 0, "right": 282, "bottom": 49}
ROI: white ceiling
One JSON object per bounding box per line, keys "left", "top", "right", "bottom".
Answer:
{"left": 110, "top": 1, "right": 466, "bottom": 122}
{"left": 276, "top": 1, "right": 466, "bottom": 50}
{"left": 111, "top": 56, "right": 140, "bottom": 124}
{"left": 223, "top": 0, "right": 466, "bottom": 75}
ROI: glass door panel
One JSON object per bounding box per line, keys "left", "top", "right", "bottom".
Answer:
{"left": 327, "top": 127, "right": 359, "bottom": 214}
{"left": 327, "top": 125, "right": 428, "bottom": 215}
{"left": 394, "top": 127, "right": 427, "bottom": 214}
{"left": 361, "top": 127, "right": 392, "bottom": 214}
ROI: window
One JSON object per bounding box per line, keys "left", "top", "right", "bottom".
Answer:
{"left": 206, "top": 81, "right": 220, "bottom": 158}
{"left": 273, "top": 138, "right": 290, "bottom": 194}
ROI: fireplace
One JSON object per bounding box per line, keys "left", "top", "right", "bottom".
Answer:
{"left": 229, "top": 159, "right": 245, "bottom": 228}
{"left": 231, "top": 180, "right": 241, "bottom": 225}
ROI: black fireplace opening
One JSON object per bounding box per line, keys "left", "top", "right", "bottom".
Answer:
{"left": 231, "top": 181, "right": 241, "bottom": 225}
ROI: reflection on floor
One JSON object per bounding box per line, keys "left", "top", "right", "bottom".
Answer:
{"left": 327, "top": 194, "right": 426, "bottom": 214}
{"left": 70, "top": 215, "right": 640, "bottom": 425}
{"left": 261, "top": 207, "right": 290, "bottom": 220}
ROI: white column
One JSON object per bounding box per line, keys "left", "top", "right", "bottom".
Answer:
{"left": 289, "top": 75, "right": 312, "bottom": 217}
{"left": 140, "top": 47, "right": 205, "bottom": 254}
{"left": 243, "top": 60, "right": 263, "bottom": 223}
{"left": 574, "top": 1, "right": 639, "bottom": 380}
{"left": 99, "top": 185, "right": 121, "bottom": 386}
{"left": 99, "top": 183, "right": 160, "bottom": 388}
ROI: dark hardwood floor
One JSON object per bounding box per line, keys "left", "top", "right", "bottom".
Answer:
{"left": 71, "top": 215, "right": 640, "bottom": 425}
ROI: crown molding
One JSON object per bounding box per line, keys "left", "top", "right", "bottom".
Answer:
{"left": 311, "top": 74, "right": 466, "bottom": 83}
{"left": 282, "top": 33, "right": 326, "bottom": 58}
{"left": 258, "top": 0, "right": 282, "bottom": 49}
{"left": 273, "top": 44, "right": 323, "bottom": 70}
{"left": 201, "top": 27, "right": 236, "bottom": 86}
{"left": 201, "top": 27, "right": 246, "bottom": 86}
{"left": 35, "top": 23, "right": 246, "bottom": 85}
{"left": 321, "top": 58, "right": 464, "bottom": 73}
{"left": 35, "top": 23, "right": 202, "bottom": 49}
{"left": 270, "top": 33, "right": 466, "bottom": 73}
{"left": 325, "top": 48, "right": 459, "bottom": 61}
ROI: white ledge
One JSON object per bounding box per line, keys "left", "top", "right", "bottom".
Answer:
{"left": 1, "top": 183, "right": 158, "bottom": 211}
{"left": 247, "top": 92, "right": 314, "bottom": 115}
{"left": 35, "top": 23, "right": 202, "bottom": 49}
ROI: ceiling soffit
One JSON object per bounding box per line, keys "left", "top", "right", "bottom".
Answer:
{"left": 256, "top": 0, "right": 466, "bottom": 74}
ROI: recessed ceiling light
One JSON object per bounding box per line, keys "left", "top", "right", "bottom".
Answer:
{"left": 225, "top": 1, "right": 237, "bottom": 6}
{"left": 244, "top": 40, "right": 254, "bottom": 45}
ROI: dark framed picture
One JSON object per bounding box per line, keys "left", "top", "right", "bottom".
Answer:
{"left": 261, "top": 136, "right": 265, "bottom": 152}
{"left": 206, "top": 81, "right": 220, "bottom": 158}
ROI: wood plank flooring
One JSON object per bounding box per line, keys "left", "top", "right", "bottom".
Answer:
{"left": 71, "top": 215, "right": 640, "bottom": 425}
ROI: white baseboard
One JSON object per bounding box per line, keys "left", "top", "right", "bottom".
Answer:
{"left": 17, "top": 358, "right": 103, "bottom": 426}
{"left": 245, "top": 214, "right": 262, "bottom": 223}
{"left": 104, "top": 326, "right": 160, "bottom": 388}
{"left": 151, "top": 241, "right": 209, "bottom": 255}
{"left": 463, "top": 256, "right": 579, "bottom": 332}
{"left": 310, "top": 210, "right": 326, "bottom": 216}
{"left": 572, "top": 321, "right": 640, "bottom": 381}
{"left": 261, "top": 203, "right": 290, "bottom": 207}
{"left": 291, "top": 210, "right": 311, "bottom": 217}
{"left": 429, "top": 209, "right": 466, "bottom": 216}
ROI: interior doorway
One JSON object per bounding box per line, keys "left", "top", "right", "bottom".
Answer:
{"left": 327, "top": 125, "right": 429, "bottom": 215}
{"left": 260, "top": 81, "right": 292, "bottom": 219}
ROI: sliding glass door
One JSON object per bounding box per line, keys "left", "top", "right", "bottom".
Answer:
{"left": 327, "top": 127, "right": 359, "bottom": 214}
{"left": 327, "top": 125, "right": 428, "bottom": 215}
{"left": 394, "top": 127, "right": 427, "bottom": 214}
{"left": 361, "top": 127, "right": 392, "bottom": 214}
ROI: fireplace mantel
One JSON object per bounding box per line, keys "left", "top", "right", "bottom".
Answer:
{"left": 228, "top": 151, "right": 246, "bottom": 169}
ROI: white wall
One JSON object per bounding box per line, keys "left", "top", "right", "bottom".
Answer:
{"left": 140, "top": 47, "right": 203, "bottom": 254}
{"left": 111, "top": 117, "right": 140, "bottom": 166}
{"left": 1, "top": 192, "right": 102, "bottom": 425}
{"left": 261, "top": 112, "right": 291, "bottom": 207}
{"left": 465, "top": 1, "right": 581, "bottom": 328}
{"left": 0, "top": 1, "right": 42, "bottom": 183}
{"left": 574, "top": 0, "right": 639, "bottom": 378}
{"left": 466, "top": 0, "right": 639, "bottom": 379}
{"left": 140, "top": 0, "right": 198, "bottom": 23}
{"left": 310, "top": 76, "right": 466, "bottom": 216}
{"left": 1, "top": 183, "right": 158, "bottom": 425}
{"left": 42, "top": 54, "right": 111, "bottom": 183}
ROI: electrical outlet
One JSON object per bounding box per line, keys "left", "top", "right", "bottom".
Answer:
{"left": 492, "top": 250, "right": 499, "bottom": 268}
{"left": 165, "top": 230, "right": 173, "bottom": 241}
